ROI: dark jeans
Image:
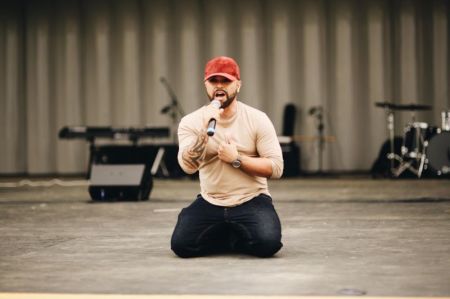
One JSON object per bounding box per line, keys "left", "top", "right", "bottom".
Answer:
{"left": 171, "top": 193, "right": 283, "bottom": 258}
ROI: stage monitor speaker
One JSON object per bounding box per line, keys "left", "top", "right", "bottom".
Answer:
{"left": 88, "top": 145, "right": 159, "bottom": 201}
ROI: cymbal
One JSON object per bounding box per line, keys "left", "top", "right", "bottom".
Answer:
{"left": 375, "top": 102, "right": 397, "bottom": 109}
{"left": 375, "top": 102, "right": 432, "bottom": 111}
{"left": 394, "top": 103, "right": 432, "bottom": 111}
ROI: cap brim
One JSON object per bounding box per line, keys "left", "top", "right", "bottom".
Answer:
{"left": 204, "top": 72, "right": 238, "bottom": 81}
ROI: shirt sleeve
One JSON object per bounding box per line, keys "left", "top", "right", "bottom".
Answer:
{"left": 255, "top": 113, "right": 284, "bottom": 179}
{"left": 177, "top": 116, "right": 200, "bottom": 174}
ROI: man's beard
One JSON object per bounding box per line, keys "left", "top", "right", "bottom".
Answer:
{"left": 209, "top": 90, "right": 237, "bottom": 109}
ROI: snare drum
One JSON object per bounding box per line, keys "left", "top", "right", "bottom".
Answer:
{"left": 441, "top": 110, "right": 450, "bottom": 131}
{"left": 402, "top": 122, "right": 437, "bottom": 158}
{"left": 425, "top": 131, "right": 450, "bottom": 175}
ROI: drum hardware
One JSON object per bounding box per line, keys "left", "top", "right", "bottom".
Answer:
{"left": 376, "top": 102, "right": 401, "bottom": 174}
{"left": 389, "top": 154, "right": 426, "bottom": 178}
{"left": 376, "top": 103, "right": 394, "bottom": 166}
{"left": 375, "top": 102, "right": 444, "bottom": 178}
{"left": 401, "top": 122, "right": 433, "bottom": 159}
{"left": 395, "top": 120, "right": 432, "bottom": 178}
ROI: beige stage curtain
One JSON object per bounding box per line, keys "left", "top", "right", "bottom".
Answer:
{"left": 0, "top": 0, "right": 448, "bottom": 174}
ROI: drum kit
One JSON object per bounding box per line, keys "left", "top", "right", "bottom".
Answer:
{"left": 376, "top": 102, "right": 450, "bottom": 178}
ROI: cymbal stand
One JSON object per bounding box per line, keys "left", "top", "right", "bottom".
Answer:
{"left": 384, "top": 108, "right": 401, "bottom": 173}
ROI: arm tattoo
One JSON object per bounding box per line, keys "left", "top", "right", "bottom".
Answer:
{"left": 182, "top": 130, "right": 208, "bottom": 170}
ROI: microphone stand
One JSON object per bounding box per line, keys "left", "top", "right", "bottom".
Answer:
{"left": 309, "top": 106, "right": 325, "bottom": 174}
{"left": 318, "top": 110, "right": 324, "bottom": 174}
{"left": 160, "top": 77, "right": 185, "bottom": 143}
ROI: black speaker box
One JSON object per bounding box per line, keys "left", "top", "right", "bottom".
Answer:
{"left": 88, "top": 145, "right": 159, "bottom": 201}
{"left": 281, "top": 141, "right": 301, "bottom": 177}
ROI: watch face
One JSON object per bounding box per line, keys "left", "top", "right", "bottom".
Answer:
{"left": 232, "top": 159, "right": 241, "bottom": 168}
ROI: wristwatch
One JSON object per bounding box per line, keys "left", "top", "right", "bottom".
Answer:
{"left": 231, "top": 155, "right": 242, "bottom": 168}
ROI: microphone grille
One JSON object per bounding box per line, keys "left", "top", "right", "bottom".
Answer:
{"left": 211, "top": 99, "right": 221, "bottom": 109}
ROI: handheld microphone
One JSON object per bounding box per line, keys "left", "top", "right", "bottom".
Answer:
{"left": 207, "top": 99, "right": 221, "bottom": 136}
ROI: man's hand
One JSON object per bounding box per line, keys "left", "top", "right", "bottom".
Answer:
{"left": 218, "top": 134, "right": 274, "bottom": 178}
{"left": 218, "top": 134, "right": 239, "bottom": 163}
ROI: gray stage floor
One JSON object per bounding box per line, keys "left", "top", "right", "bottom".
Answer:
{"left": 1, "top": 177, "right": 450, "bottom": 296}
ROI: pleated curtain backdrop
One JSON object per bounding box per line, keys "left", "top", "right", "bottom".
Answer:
{"left": 0, "top": 0, "right": 448, "bottom": 174}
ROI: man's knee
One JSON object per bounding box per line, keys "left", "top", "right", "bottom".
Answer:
{"left": 250, "top": 222, "right": 282, "bottom": 257}
{"left": 240, "top": 230, "right": 282, "bottom": 257}
{"left": 171, "top": 237, "right": 198, "bottom": 258}
{"left": 249, "top": 239, "right": 283, "bottom": 257}
{"left": 171, "top": 247, "right": 195, "bottom": 258}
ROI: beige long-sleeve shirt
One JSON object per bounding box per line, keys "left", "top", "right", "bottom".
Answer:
{"left": 177, "top": 101, "right": 283, "bottom": 207}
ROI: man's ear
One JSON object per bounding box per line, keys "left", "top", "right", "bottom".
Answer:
{"left": 237, "top": 80, "right": 242, "bottom": 93}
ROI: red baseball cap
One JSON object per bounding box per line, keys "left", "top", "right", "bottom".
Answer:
{"left": 204, "top": 56, "right": 240, "bottom": 81}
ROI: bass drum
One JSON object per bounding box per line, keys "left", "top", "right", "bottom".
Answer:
{"left": 425, "top": 131, "right": 450, "bottom": 176}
